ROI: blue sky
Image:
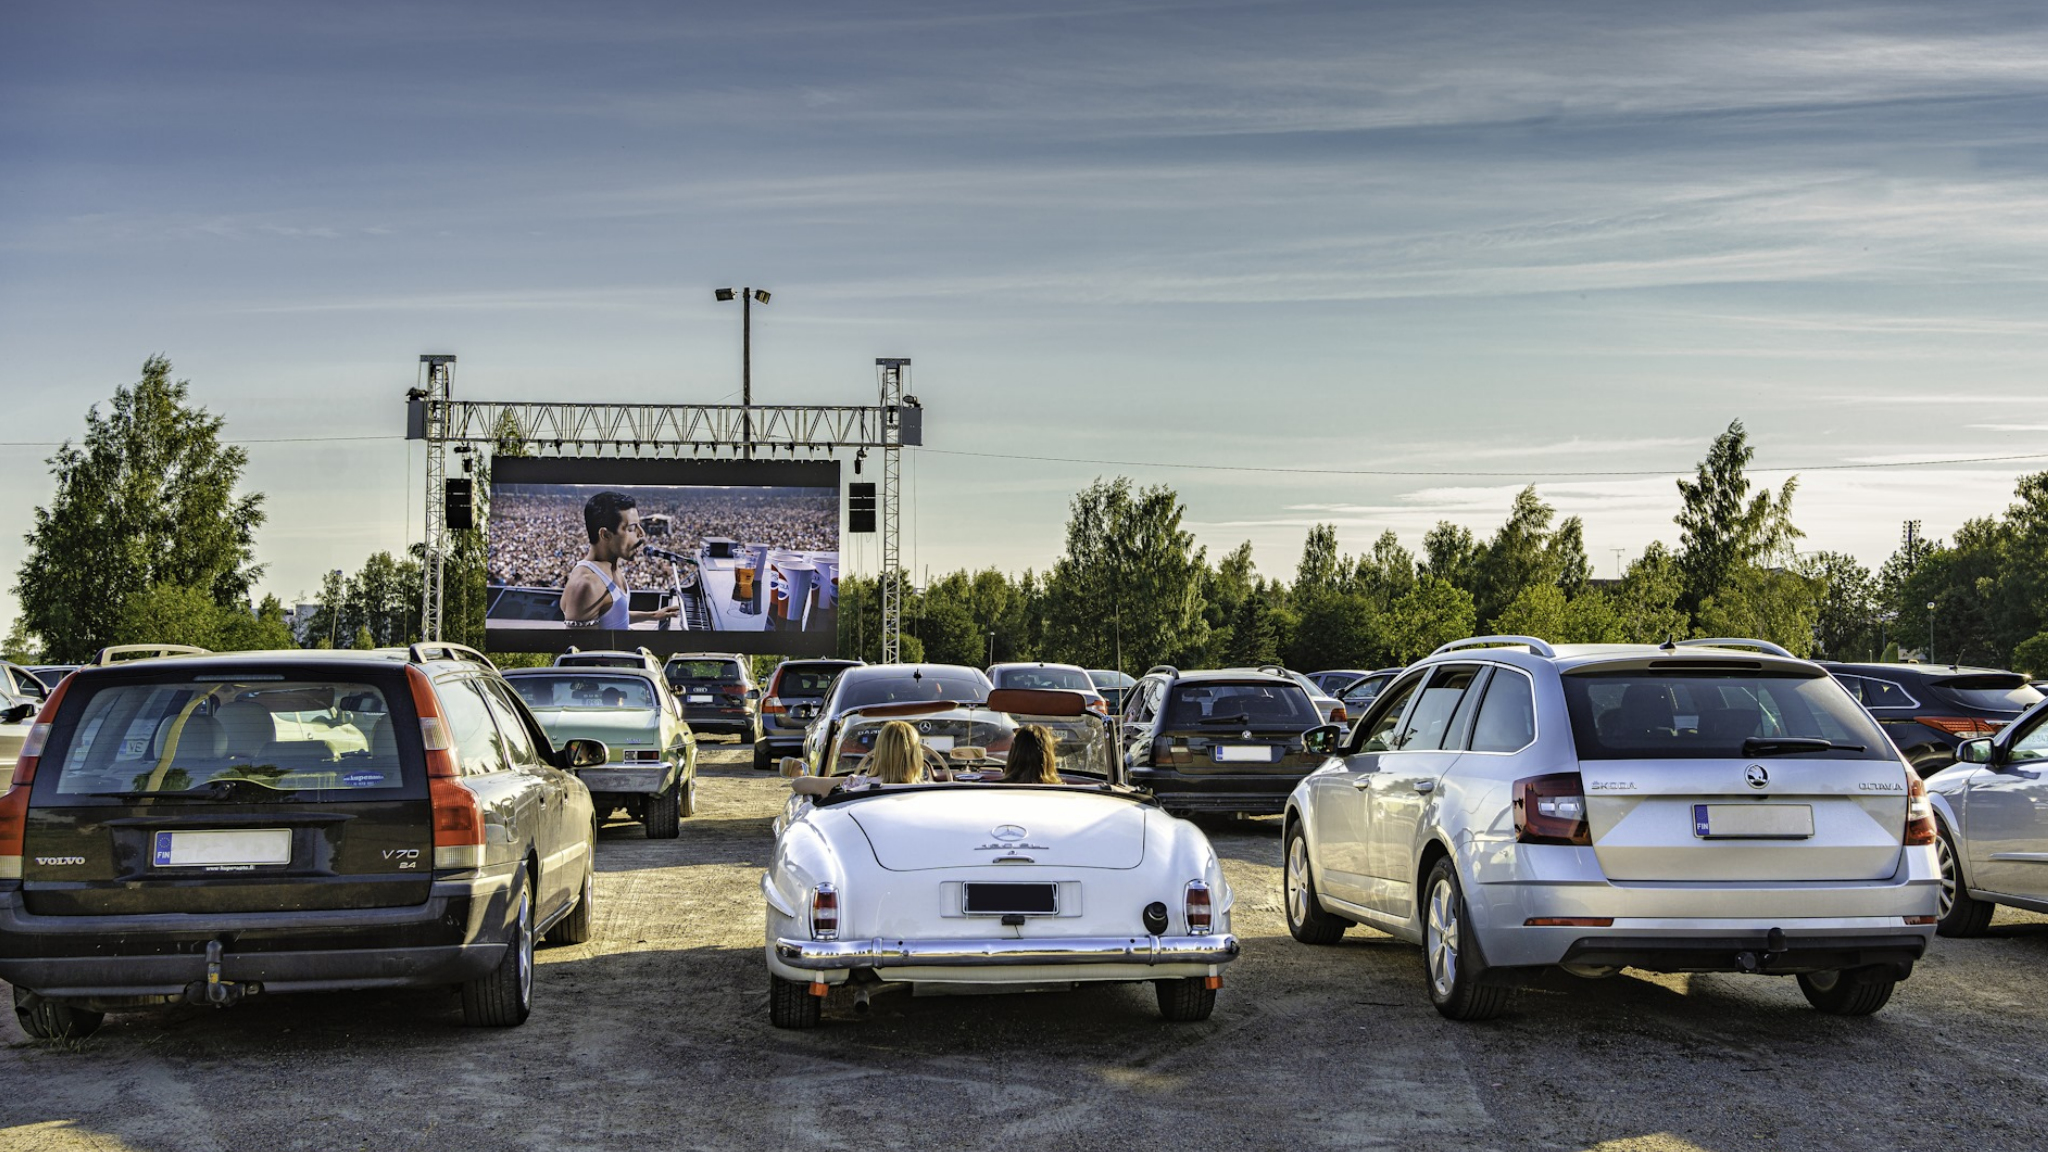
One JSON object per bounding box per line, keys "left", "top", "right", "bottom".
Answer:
{"left": 4, "top": 0, "right": 2047, "bottom": 620}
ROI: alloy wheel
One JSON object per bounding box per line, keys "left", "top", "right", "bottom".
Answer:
{"left": 514, "top": 891, "right": 534, "bottom": 1005}
{"left": 1286, "top": 836, "right": 1310, "bottom": 926}
{"left": 1426, "top": 877, "right": 1459, "bottom": 998}
{"left": 1935, "top": 834, "right": 1958, "bottom": 920}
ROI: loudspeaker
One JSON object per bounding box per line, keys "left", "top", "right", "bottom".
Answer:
{"left": 848, "top": 483, "right": 876, "bottom": 534}
{"left": 445, "top": 478, "right": 474, "bottom": 531}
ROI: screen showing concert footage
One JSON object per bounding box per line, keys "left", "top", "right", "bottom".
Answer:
{"left": 486, "top": 458, "right": 842, "bottom": 657}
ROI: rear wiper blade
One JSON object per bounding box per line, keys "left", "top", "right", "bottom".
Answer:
{"left": 1198, "top": 713, "right": 1252, "bottom": 725}
{"left": 1742, "top": 737, "right": 1864, "bottom": 755}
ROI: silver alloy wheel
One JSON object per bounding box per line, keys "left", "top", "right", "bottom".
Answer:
{"left": 514, "top": 891, "right": 534, "bottom": 1004}
{"left": 1286, "top": 836, "right": 1310, "bottom": 927}
{"left": 1935, "top": 833, "right": 1958, "bottom": 920}
{"left": 1426, "top": 875, "right": 1459, "bottom": 999}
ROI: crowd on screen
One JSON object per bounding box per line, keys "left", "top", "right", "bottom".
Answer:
{"left": 487, "top": 490, "right": 837, "bottom": 590}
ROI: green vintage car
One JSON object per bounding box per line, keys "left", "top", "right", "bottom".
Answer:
{"left": 504, "top": 667, "right": 699, "bottom": 839}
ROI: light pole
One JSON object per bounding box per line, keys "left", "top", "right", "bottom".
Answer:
{"left": 1926, "top": 600, "right": 1937, "bottom": 663}
{"left": 714, "top": 287, "right": 771, "bottom": 458}
{"left": 987, "top": 630, "right": 996, "bottom": 668}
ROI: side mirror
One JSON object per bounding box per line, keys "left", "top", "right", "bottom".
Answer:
{"left": 1301, "top": 724, "right": 1343, "bottom": 756}
{"left": 1957, "top": 738, "right": 1998, "bottom": 766}
{"left": 1, "top": 703, "right": 33, "bottom": 725}
{"left": 559, "top": 738, "right": 608, "bottom": 769}
{"left": 747, "top": 688, "right": 762, "bottom": 701}
{"left": 779, "top": 756, "right": 808, "bottom": 779}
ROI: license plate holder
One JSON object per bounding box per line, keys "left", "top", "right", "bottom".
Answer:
{"left": 687, "top": 695, "right": 714, "bottom": 705}
{"left": 1214, "top": 744, "right": 1275, "bottom": 764}
{"left": 152, "top": 829, "right": 293, "bottom": 868}
{"left": 963, "top": 882, "right": 1059, "bottom": 915}
{"left": 1692, "top": 804, "right": 1814, "bottom": 840}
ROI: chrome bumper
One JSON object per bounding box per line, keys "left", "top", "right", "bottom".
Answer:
{"left": 773, "top": 934, "right": 1241, "bottom": 970}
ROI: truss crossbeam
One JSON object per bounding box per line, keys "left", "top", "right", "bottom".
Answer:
{"left": 437, "top": 402, "right": 905, "bottom": 450}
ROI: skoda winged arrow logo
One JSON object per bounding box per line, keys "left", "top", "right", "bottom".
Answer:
{"left": 1745, "top": 764, "right": 1770, "bottom": 790}
{"left": 991, "top": 825, "right": 1026, "bottom": 842}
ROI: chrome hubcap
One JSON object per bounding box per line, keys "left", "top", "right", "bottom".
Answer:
{"left": 1286, "top": 837, "right": 1309, "bottom": 926}
{"left": 1936, "top": 835, "right": 1957, "bottom": 920}
{"left": 1426, "top": 877, "right": 1459, "bottom": 998}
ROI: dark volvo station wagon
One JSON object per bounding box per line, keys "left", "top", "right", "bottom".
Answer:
{"left": 0, "top": 645, "right": 602, "bottom": 1038}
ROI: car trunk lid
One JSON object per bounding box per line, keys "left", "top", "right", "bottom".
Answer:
{"left": 842, "top": 790, "right": 1149, "bottom": 871}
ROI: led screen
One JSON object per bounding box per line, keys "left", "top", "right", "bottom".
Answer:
{"left": 486, "top": 458, "right": 841, "bottom": 657}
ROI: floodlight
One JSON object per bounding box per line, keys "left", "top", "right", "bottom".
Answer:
{"left": 714, "top": 288, "right": 736, "bottom": 301}
{"left": 752, "top": 289, "right": 771, "bottom": 304}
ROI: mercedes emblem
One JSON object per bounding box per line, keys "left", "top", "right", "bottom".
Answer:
{"left": 991, "top": 825, "right": 1026, "bottom": 842}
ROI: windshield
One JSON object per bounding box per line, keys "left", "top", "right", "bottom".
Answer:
{"left": 774, "top": 665, "right": 849, "bottom": 697}
{"left": 993, "top": 666, "right": 1095, "bottom": 691}
{"left": 1563, "top": 671, "right": 1890, "bottom": 760}
{"left": 826, "top": 706, "right": 1111, "bottom": 780}
{"left": 1164, "top": 681, "right": 1319, "bottom": 727}
{"left": 46, "top": 679, "right": 410, "bottom": 798}
{"left": 510, "top": 674, "right": 657, "bottom": 710}
{"left": 835, "top": 669, "right": 991, "bottom": 710}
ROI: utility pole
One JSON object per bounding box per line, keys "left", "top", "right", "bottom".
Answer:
{"left": 715, "top": 287, "right": 771, "bottom": 459}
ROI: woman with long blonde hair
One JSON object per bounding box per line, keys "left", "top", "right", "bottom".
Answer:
{"left": 858, "top": 720, "right": 927, "bottom": 785}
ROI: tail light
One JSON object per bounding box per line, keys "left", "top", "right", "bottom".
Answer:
{"left": 1513, "top": 772, "right": 1591, "bottom": 846}
{"left": 1, "top": 676, "right": 73, "bottom": 881}
{"left": 811, "top": 883, "right": 839, "bottom": 940}
{"left": 1330, "top": 705, "right": 1348, "bottom": 724}
{"left": 407, "top": 667, "right": 485, "bottom": 870}
{"left": 1086, "top": 697, "right": 1109, "bottom": 716}
{"left": 721, "top": 684, "right": 747, "bottom": 699}
{"left": 1185, "top": 880, "right": 1214, "bottom": 935}
{"left": 761, "top": 697, "right": 786, "bottom": 716}
{"left": 1920, "top": 716, "right": 2005, "bottom": 740}
{"left": 1153, "top": 737, "right": 1192, "bottom": 767}
{"left": 1903, "top": 773, "right": 1936, "bottom": 846}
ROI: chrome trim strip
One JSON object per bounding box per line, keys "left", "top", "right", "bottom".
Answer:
{"left": 772, "top": 933, "right": 1240, "bottom": 969}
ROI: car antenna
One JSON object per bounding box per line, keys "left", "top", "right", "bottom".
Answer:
{"left": 1659, "top": 634, "right": 1677, "bottom": 652}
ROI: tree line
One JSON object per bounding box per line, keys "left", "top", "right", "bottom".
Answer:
{"left": 10, "top": 359, "right": 2048, "bottom": 680}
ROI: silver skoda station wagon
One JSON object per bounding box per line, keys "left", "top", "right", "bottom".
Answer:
{"left": 1284, "top": 636, "right": 1940, "bottom": 1020}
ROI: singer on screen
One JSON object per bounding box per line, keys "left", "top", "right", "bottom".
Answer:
{"left": 559, "top": 491, "right": 680, "bottom": 629}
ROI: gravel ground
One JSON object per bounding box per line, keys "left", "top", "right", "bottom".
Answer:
{"left": 4, "top": 743, "right": 2047, "bottom": 1152}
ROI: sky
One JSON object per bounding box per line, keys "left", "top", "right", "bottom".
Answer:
{"left": 3, "top": 0, "right": 2047, "bottom": 624}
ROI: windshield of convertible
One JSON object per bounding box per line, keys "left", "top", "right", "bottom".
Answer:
{"left": 49, "top": 679, "right": 408, "bottom": 796}
{"left": 826, "top": 706, "right": 1111, "bottom": 782}
{"left": 510, "top": 673, "right": 657, "bottom": 711}
{"left": 1563, "top": 671, "right": 1888, "bottom": 760}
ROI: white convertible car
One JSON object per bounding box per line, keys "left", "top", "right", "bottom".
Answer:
{"left": 762, "top": 688, "right": 1240, "bottom": 1028}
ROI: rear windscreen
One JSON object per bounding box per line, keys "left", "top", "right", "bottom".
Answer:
{"left": 1564, "top": 672, "right": 1889, "bottom": 760}
{"left": 994, "top": 667, "right": 1094, "bottom": 691}
{"left": 44, "top": 679, "right": 413, "bottom": 798}
{"left": 667, "top": 661, "right": 742, "bottom": 684}
{"left": 837, "top": 671, "right": 990, "bottom": 709}
{"left": 1165, "top": 682, "right": 1317, "bottom": 727}
{"left": 510, "top": 674, "right": 656, "bottom": 710}
{"left": 775, "top": 666, "right": 848, "bottom": 697}
{"left": 1935, "top": 676, "right": 2044, "bottom": 712}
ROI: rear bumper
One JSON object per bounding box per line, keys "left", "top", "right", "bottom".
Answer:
{"left": 579, "top": 766, "right": 670, "bottom": 795}
{"left": 683, "top": 710, "right": 754, "bottom": 736}
{"left": 1128, "top": 770, "right": 1302, "bottom": 815}
{"left": 1557, "top": 931, "right": 1928, "bottom": 976}
{"left": 0, "top": 872, "right": 517, "bottom": 998}
{"left": 772, "top": 933, "right": 1241, "bottom": 971}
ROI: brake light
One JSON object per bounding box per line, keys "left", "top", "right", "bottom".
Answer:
{"left": 406, "top": 667, "right": 483, "bottom": 869}
{"left": 1903, "top": 773, "right": 1936, "bottom": 846}
{"left": 1, "top": 675, "right": 72, "bottom": 881}
{"left": 1920, "top": 716, "right": 2005, "bottom": 739}
{"left": 721, "top": 684, "right": 747, "bottom": 699}
{"left": 762, "top": 697, "right": 786, "bottom": 716}
{"left": 1185, "top": 880, "right": 1214, "bottom": 934}
{"left": 1330, "top": 705, "right": 1348, "bottom": 724}
{"left": 811, "top": 883, "right": 839, "bottom": 940}
{"left": 1087, "top": 697, "right": 1109, "bottom": 716}
{"left": 1153, "top": 736, "right": 1192, "bottom": 767}
{"left": 1513, "top": 772, "right": 1591, "bottom": 846}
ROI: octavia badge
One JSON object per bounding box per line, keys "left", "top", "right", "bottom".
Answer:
{"left": 991, "top": 825, "right": 1026, "bottom": 842}
{"left": 1744, "top": 764, "right": 1769, "bottom": 790}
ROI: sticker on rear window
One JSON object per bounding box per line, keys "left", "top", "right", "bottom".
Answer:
{"left": 343, "top": 771, "right": 386, "bottom": 788}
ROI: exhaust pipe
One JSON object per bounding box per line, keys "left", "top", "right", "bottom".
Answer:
{"left": 852, "top": 986, "right": 872, "bottom": 1015}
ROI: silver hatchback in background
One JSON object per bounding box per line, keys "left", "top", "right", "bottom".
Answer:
{"left": 1284, "top": 636, "right": 1940, "bottom": 1020}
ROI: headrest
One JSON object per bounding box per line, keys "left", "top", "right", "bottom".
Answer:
{"left": 154, "top": 712, "right": 227, "bottom": 760}
{"left": 215, "top": 701, "right": 275, "bottom": 752}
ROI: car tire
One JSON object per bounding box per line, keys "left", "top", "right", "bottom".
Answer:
{"left": 1797, "top": 967, "right": 1897, "bottom": 1016}
{"left": 461, "top": 875, "right": 534, "bottom": 1027}
{"left": 770, "top": 975, "right": 822, "bottom": 1029}
{"left": 645, "top": 783, "right": 682, "bottom": 839}
{"left": 1422, "top": 857, "right": 1511, "bottom": 1022}
{"left": 1154, "top": 977, "right": 1217, "bottom": 1022}
{"left": 753, "top": 741, "right": 774, "bottom": 772}
{"left": 546, "top": 857, "right": 595, "bottom": 946}
{"left": 12, "top": 989, "right": 103, "bottom": 1041}
{"left": 1935, "top": 823, "right": 1994, "bottom": 938}
{"left": 1284, "top": 823, "right": 1347, "bottom": 945}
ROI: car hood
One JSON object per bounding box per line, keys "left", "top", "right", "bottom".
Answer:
{"left": 525, "top": 709, "right": 662, "bottom": 750}
{"left": 843, "top": 789, "right": 1150, "bottom": 871}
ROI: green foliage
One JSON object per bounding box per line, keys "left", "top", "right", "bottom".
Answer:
{"left": 1695, "top": 566, "right": 1819, "bottom": 657}
{"left": 1801, "top": 551, "right": 1879, "bottom": 660}
{"left": 306, "top": 552, "right": 421, "bottom": 649}
{"left": 2, "top": 618, "right": 39, "bottom": 664}
{"left": 1041, "top": 478, "right": 1209, "bottom": 672}
{"left": 114, "top": 585, "right": 295, "bottom": 652}
{"left": 14, "top": 356, "right": 264, "bottom": 660}
{"left": 1383, "top": 576, "right": 1476, "bottom": 663}
{"left": 2011, "top": 633, "right": 2048, "bottom": 678}
{"left": 1421, "top": 522, "right": 1479, "bottom": 588}
{"left": 1471, "top": 487, "right": 1563, "bottom": 624}
{"left": 1609, "top": 543, "right": 1692, "bottom": 644}
{"left": 1674, "top": 420, "right": 1801, "bottom": 614}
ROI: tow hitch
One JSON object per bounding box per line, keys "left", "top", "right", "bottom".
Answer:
{"left": 183, "top": 939, "right": 252, "bottom": 1008}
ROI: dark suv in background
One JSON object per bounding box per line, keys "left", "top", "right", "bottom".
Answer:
{"left": 1119, "top": 666, "right": 1338, "bottom": 817}
{"left": 1823, "top": 662, "right": 2044, "bottom": 776}
{"left": 754, "top": 658, "right": 861, "bottom": 771}
{"left": 664, "top": 653, "right": 760, "bottom": 743}
{"left": 0, "top": 644, "right": 602, "bottom": 1038}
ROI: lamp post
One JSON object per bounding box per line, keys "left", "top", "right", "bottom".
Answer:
{"left": 714, "top": 287, "right": 771, "bottom": 458}
{"left": 1926, "top": 600, "right": 1937, "bottom": 663}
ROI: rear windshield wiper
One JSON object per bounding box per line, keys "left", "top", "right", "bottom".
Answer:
{"left": 1196, "top": 713, "right": 1252, "bottom": 726}
{"left": 1742, "top": 737, "right": 1865, "bottom": 755}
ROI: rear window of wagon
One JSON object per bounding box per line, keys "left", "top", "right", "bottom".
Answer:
{"left": 1563, "top": 671, "right": 1889, "bottom": 761}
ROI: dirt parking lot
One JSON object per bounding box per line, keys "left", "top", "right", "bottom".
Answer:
{"left": 3, "top": 744, "right": 2046, "bottom": 1152}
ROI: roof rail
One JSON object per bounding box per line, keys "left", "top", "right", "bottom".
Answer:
{"left": 1428, "top": 636, "right": 1557, "bottom": 659}
{"left": 1675, "top": 638, "right": 1795, "bottom": 659}
{"left": 93, "top": 644, "right": 211, "bottom": 666}
{"left": 1142, "top": 665, "right": 1179, "bottom": 679}
{"left": 408, "top": 642, "right": 498, "bottom": 670}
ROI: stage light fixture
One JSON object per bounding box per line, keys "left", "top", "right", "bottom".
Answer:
{"left": 714, "top": 287, "right": 736, "bottom": 301}
{"left": 752, "top": 289, "right": 771, "bottom": 304}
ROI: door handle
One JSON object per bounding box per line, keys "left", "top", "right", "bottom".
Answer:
{"left": 1413, "top": 779, "right": 1436, "bottom": 794}
{"left": 1351, "top": 777, "right": 1373, "bottom": 790}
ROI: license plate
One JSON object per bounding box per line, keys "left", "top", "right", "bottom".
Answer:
{"left": 923, "top": 735, "right": 956, "bottom": 753}
{"left": 963, "top": 882, "right": 1059, "bottom": 915}
{"left": 687, "top": 695, "right": 713, "bottom": 705}
{"left": 1214, "top": 744, "right": 1274, "bottom": 763}
{"left": 1692, "top": 804, "right": 1814, "bottom": 840}
{"left": 152, "top": 829, "right": 293, "bottom": 867}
